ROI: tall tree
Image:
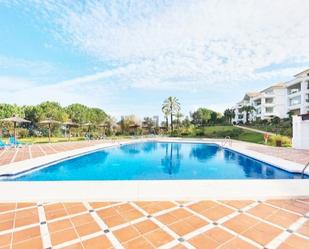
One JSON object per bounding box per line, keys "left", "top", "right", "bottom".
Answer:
{"left": 224, "top": 108, "right": 235, "bottom": 124}
{"left": 175, "top": 112, "right": 183, "bottom": 129}
{"left": 38, "top": 101, "right": 68, "bottom": 122}
{"left": 162, "top": 108, "right": 170, "bottom": 130}
{"left": 190, "top": 108, "right": 213, "bottom": 127}
{"left": 143, "top": 117, "right": 155, "bottom": 134}
{"left": 162, "top": 97, "right": 181, "bottom": 132}
{"left": 239, "top": 105, "right": 256, "bottom": 124}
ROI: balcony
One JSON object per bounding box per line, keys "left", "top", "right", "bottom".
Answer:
{"left": 289, "top": 95, "right": 301, "bottom": 107}
{"left": 288, "top": 82, "right": 302, "bottom": 95}
{"left": 263, "top": 92, "right": 275, "bottom": 98}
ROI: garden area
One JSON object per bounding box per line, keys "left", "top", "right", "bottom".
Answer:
{"left": 0, "top": 98, "right": 292, "bottom": 147}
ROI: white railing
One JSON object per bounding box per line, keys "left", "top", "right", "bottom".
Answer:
{"left": 301, "top": 161, "right": 309, "bottom": 178}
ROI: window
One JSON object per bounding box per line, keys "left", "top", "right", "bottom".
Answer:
{"left": 288, "top": 83, "right": 301, "bottom": 94}
{"left": 265, "top": 98, "right": 273, "bottom": 104}
{"left": 265, "top": 107, "right": 273, "bottom": 113}
{"left": 254, "top": 99, "right": 261, "bottom": 106}
{"left": 289, "top": 96, "right": 301, "bottom": 106}
{"left": 290, "top": 109, "right": 301, "bottom": 115}
{"left": 265, "top": 90, "right": 274, "bottom": 94}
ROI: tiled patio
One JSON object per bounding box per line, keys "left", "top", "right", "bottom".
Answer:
{"left": 0, "top": 200, "right": 308, "bottom": 249}
{"left": 0, "top": 141, "right": 106, "bottom": 166}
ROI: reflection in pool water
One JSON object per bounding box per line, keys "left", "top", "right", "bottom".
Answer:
{"left": 161, "top": 143, "right": 182, "bottom": 175}
{"left": 8, "top": 142, "right": 307, "bottom": 181}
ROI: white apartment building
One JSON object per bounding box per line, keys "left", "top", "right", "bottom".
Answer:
{"left": 233, "top": 92, "right": 259, "bottom": 123}
{"left": 232, "top": 69, "right": 309, "bottom": 124}
{"left": 285, "top": 69, "right": 309, "bottom": 115}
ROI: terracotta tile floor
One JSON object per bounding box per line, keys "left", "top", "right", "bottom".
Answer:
{"left": 0, "top": 140, "right": 109, "bottom": 166}
{"left": 0, "top": 200, "right": 307, "bottom": 249}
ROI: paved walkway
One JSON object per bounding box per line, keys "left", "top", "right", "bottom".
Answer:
{"left": 0, "top": 199, "right": 308, "bottom": 249}
{"left": 0, "top": 140, "right": 108, "bottom": 166}
{"left": 234, "top": 125, "right": 276, "bottom": 136}
{"left": 233, "top": 141, "right": 309, "bottom": 165}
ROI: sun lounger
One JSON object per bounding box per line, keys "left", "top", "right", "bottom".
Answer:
{"left": 8, "top": 137, "right": 25, "bottom": 147}
{"left": 0, "top": 140, "right": 8, "bottom": 149}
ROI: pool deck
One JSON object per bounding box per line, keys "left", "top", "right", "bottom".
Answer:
{"left": 0, "top": 200, "right": 308, "bottom": 249}
{"left": 0, "top": 139, "right": 308, "bottom": 248}
{"left": 0, "top": 138, "right": 308, "bottom": 201}
{"left": 0, "top": 138, "right": 309, "bottom": 177}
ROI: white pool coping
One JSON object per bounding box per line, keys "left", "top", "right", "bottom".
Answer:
{"left": 0, "top": 180, "right": 308, "bottom": 202}
{"left": 0, "top": 138, "right": 308, "bottom": 201}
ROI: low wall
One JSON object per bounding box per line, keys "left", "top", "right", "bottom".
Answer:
{"left": 292, "top": 115, "right": 309, "bottom": 150}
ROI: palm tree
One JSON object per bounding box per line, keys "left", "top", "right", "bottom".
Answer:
{"left": 239, "top": 105, "right": 256, "bottom": 124}
{"left": 175, "top": 112, "right": 183, "bottom": 129}
{"left": 162, "top": 108, "right": 170, "bottom": 130}
{"left": 224, "top": 108, "right": 235, "bottom": 124}
{"left": 162, "top": 97, "right": 181, "bottom": 132}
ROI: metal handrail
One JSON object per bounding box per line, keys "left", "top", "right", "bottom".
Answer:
{"left": 301, "top": 161, "right": 309, "bottom": 178}
{"left": 221, "top": 136, "right": 232, "bottom": 147}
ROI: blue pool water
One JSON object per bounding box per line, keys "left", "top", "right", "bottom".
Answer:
{"left": 8, "top": 142, "right": 306, "bottom": 181}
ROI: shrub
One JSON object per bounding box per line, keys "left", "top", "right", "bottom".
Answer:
{"left": 269, "top": 135, "right": 291, "bottom": 147}
{"left": 18, "top": 128, "right": 29, "bottom": 138}
{"left": 195, "top": 129, "right": 205, "bottom": 136}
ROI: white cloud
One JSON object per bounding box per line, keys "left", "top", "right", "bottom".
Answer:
{"left": 25, "top": 1, "right": 308, "bottom": 86}
{"left": 2, "top": 0, "right": 309, "bottom": 116}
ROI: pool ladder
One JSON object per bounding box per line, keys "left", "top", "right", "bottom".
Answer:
{"left": 301, "top": 161, "right": 309, "bottom": 178}
{"left": 221, "top": 136, "right": 232, "bottom": 147}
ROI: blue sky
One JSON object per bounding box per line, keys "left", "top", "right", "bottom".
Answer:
{"left": 0, "top": 0, "right": 309, "bottom": 120}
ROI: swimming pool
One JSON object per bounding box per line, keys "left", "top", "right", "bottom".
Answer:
{"left": 7, "top": 141, "right": 306, "bottom": 181}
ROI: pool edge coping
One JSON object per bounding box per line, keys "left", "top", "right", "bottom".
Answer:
{"left": 0, "top": 138, "right": 308, "bottom": 200}
{"left": 0, "top": 137, "right": 308, "bottom": 179}
{"left": 0, "top": 179, "right": 308, "bottom": 201}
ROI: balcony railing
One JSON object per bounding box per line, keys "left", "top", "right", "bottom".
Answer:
{"left": 288, "top": 89, "right": 301, "bottom": 95}
{"left": 289, "top": 102, "right": 301, "bottom": 106}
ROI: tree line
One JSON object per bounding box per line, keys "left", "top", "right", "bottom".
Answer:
{"left": 0, "top": 101, "right": 109, "bottom": 138}
{"left": 0, "top": 98, "right": 239, "bottom": 138}
{"left": 160, "top": 96, "right": 236, "bottom": 135}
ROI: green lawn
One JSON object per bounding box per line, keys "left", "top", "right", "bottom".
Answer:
{"left": 1, "top": 126, "right": 281, "bottom": 146}
{"left": 238, "top": 131, "right": 264, "bottom": 143}
{"left": 1, "top": 137, "right": 85, "bottom": 144}
{"left": 1, "top": 135, "right": 133, "bottom": 144}
{"left": 180, "top": 125, "right": 265, "bottom": 144}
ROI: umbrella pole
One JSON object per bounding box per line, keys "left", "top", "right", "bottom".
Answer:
{"left": 48, "top": 123, "right": 51, "bottom": 143}
{"left": 14, "top": 122, "right": 16, "bottom": 145}
{"left": 69, "top": 126, "right": 71, "bottom": 141}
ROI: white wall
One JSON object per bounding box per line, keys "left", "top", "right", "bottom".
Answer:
{"left": 273, "top": 88, "right": 288, "bottom": 118}
{"left": 292, "top": 115, "right": 309, "bottom": 150}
